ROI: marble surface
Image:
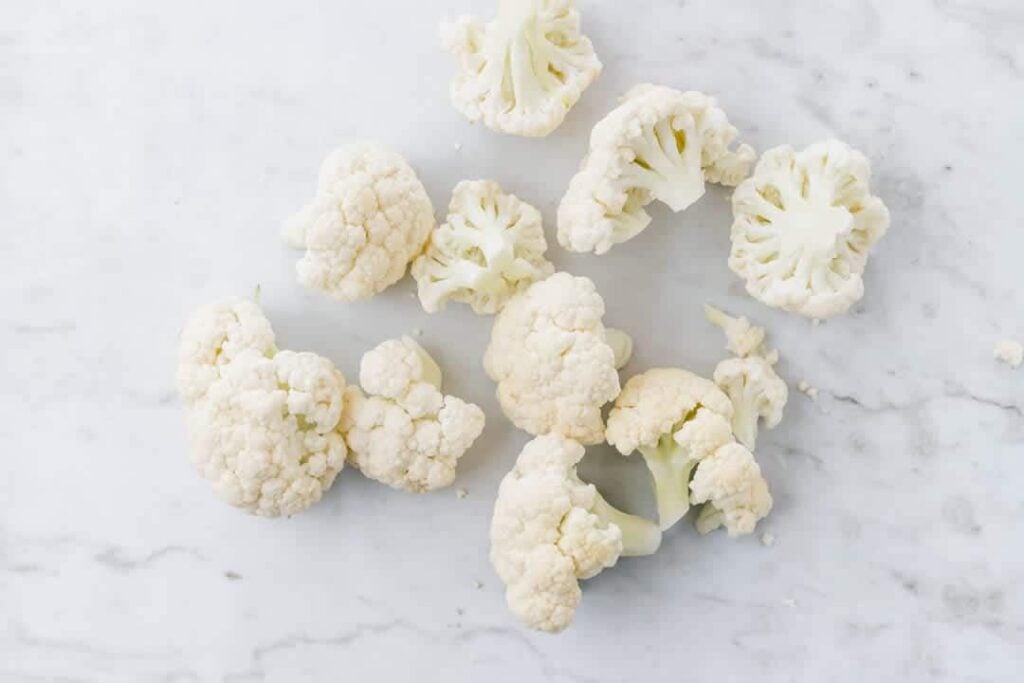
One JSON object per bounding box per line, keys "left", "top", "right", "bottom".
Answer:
{"left": 2, "top": 0, "right": 1022, "bottom": 680}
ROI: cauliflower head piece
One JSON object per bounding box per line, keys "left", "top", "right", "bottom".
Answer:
{"left": 558, "top": 84, "right": 755, "bottom": 255}
{"left": 186, "top": 349, "right": 349, "bottom": 517}
{"left": 713, "top": 353, "right": 788, "bottom": 452}
{"left": 441, "top": 0, "right": 601, "bottom": 137}
{"left": 690, "top": 443, "right": 773, "bottom": 537}
{"left": 176, "top": 296, "right": 277, "bottom": 405}
{"left": 411, "top": 180, "right": 554, "bottom": 314}
{"left": 703, "top": 304, "right": 765, "bottom": 358}
{"left": 283, "top": 143, "right": 434, "bottom": 302}
{"left": 342, "top": 337, "right": 485, "bottom": 492}
{"left": 483, "top": 272, "right": 621, "bottom": 445}
{"left": 729, "top": 140, "right": 891, "bottom": 319}
{"left": 490, "top": 434, "right": 661, "bottom": 633}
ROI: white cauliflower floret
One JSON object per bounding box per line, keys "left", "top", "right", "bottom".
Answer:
{"left": 606, "top": 368, "right": 736, "bottom": 529}
{"left": 483, "top": 272, "right": 621, "bottom": 445}
{"left": 342, "top": 337, "right": 485, "bottom": 492}
{"left": 713, "top": 353, "right": 788, "bottom": 451}
{"left": 186, "top": 349, "right": 349, "bottom": 517}
{"left": 490, "top": 434, "right": 661, "bottom": 633}
{"left": 703, "top": 304, "right": 765, "bottom": 358}
{"left": 176, "top": 297, "right": 277, "bottom": 404}
{"left": 604, "top": 328, "right": 634, "bottom": 369}
{"left": 411, "top": 180, "right": 554, "bottom": 314}
{"left": 557, "top": 84, "right": 755, "bottom": 255}
{"left": 440, "top": 0, "right": 601, "bottom": 137}
{"left": 729, "top": 140, "right": 891, "bottom": 318}
{"left": 283, "top": 143, "right": 434, "bottom": 302}
{"left": 690, "top": 443, "right": 773, "bottom": 537}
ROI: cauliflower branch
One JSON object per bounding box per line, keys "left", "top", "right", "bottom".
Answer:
{"left": 729, "top": 140, "right": 891, "bottom": 318}
{"left": 690, "top": 443, "right": 773, "bottom": 537}
{"left": 703, "top": 304, "right": 765, "bottom": 358}
{"left": 412, "top": 180, "right": 554, "bottom": 314}
{"left": 490, "top": 434, "right": 661, "bottom": 632}
{"left": 558, "top": 84, "right": 755, "bottom": 255}
{"left": 342, "top": 337, "right": 485, "bottom": 492}
{"left": 441, "top": 0, "right": 602, "bottom": 137}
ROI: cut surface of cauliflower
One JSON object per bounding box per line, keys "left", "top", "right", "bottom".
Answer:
{"left": 490, "top": 434, "right": 661, "bottom": 633}
{"left": 186, "top": 349, "right": 349, "bottom": 517}
{"left": 283, "top": 143, "right": 434, "bottom": 302}
{"left": 557, "top": 84, "right": 755, "bottom": 255}
{"left": 440, "top": 0, "right": 602, "bottom": 137}
{"left": 729, "top": 140, "right": 891, "bottom": 318}
{"left": 994, "top": 339, "right": 1023, "bottom": 368}
{"left": 690, "top": 443, "right": 773, "bottom": 537}
{"left": 412, "top": 180, "right": 554, "bottom": 314}
{"left": 483, "top": 272, "right": 621, "bottom": 445}
{"left": 342, "top": 337, "right": 485, "bottom": 492}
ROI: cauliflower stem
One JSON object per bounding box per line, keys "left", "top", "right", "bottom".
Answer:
{"left": 589, "top": 493, "right": 661, "bottom": 556}
{"left": 636, "top": 426, "right": 697, "bottom": 531}
{"left": 622, "top": 115, "right": 704, "bottom": 212}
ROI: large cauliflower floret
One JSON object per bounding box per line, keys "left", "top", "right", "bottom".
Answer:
{"left": 283, "top": 143, "right": 435, "bottom": 302}
{"left": 440, "top": 0, "right": 602, "bottom": 137}
{"left": 491, "top": 434, "right": 661, "bottom": 633}
{"left": 176, "top": 297, "right": 277, "bottom": 405}
{"left": 557, "top": 84, "right": 755, "bottom": 255}
{"left": 342, "top": 337, "right": 485, "bottom": 492}
{"left": 186, "top": 349, "right": 349, "bottom": 517}
{"left": 729, "top": 140, "right": 891, "bottom": 319}
{"left": 483, "top": 272, "right": 621, "bottom": 445}
{"left": 411, "top": 180, "right": 554, "bottom": 314}
{"left": 690, "top": 443, "right": 773, "bottom": 537}
{"left": 606, "top": 368, "right": 736, "bottom": 530}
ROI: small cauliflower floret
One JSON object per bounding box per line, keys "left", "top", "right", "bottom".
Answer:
{"left": 342, "top": 337, "right": 485, "bottom": 492}
{"left": 690, "top": 443, "right": 773, "bottom": 537}
{"left": 283, "top": 143, "right": 434, "bottom": 302}
{"left": 704, "top": 304, "right": 765, "bottom": 358}
{"left": 186, "top": 349, "right": 349, "bottom": 517}
{"left": 606, "top": 368, "right": 736, "bottom": 530}
{"left": 411, "top": 180, "right": 554, "bottom": 314}
{"left": 604, "top": 328, "right": 634, "bottom": 369}
{"left": 490, "top": 434, "right": 661, "bottom": 633}
{"left": 713, "top": 353, "right": 788, "bottom": 451}
{"left": 729, "top": 140, "right": 891, "bottom": 318}
{"left": 483, "top": 272, "right": 621, "bottom": 445}
{"left": 176, "top": 297, "right": 277, "bottom": 404}
{"left": 558, "top": 84, "right": 755, "bottom": 255}
{"left": 441, "top": 0, "right": 601, "bottom": 137}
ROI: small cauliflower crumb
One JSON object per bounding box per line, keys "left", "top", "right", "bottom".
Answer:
{"left": 456, "top": 488, "right": 468, "bottom": 499}
{"left": 994, "top": 339, "right": 1023, "bottom": 368}
{"left": 453, "top": 142, "right": 462, "bottom": 151}
{"left": 474, "top": 580, "right": 484, "bottom": 589}
{"left": 760, "top": 532, "right": 775, "bottom": 547}
{"left": 797, "top": 380, "right": 819, "bottom": 400}
{"left": 413, "top": 328, "right": 423, "bottom": 337}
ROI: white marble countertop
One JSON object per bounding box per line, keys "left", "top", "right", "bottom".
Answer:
{"left": 2, "top": 0, "right": 1022, "bottom": 680}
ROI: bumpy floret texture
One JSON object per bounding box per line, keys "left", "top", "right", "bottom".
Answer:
{"left": 283, "top": 143, "right": 434, "bottom": 302}
{"left": 713, "top": 354, "right": 788, "bottom": 451}
{"left": 186, "top": 349, "right": 349, "bottom": 517}
{"left": 441, "top": 0, "right": 601, "bottom": 137}
{"left": 176, "top": 297, "right": 277, "bottom": 404}
{"left": 558, "top": 84, "right": 755, "bottom": 255}
{"left": 412, "top": 180, "right": 554, "bottom": 314}
{"left": 729, "top": 140, "right": 891, "bottom": 318}
{"left": 483, "top": 273, "right": 620, "bottom": 445}
{"left": 342, "top": 337, "right": 485, "bottom": 492}
{"left": 690, "top": 443, "right": 773, "bottom": 537}
{"left": 704, "top": 304, "right": 765, "bottom": 358}
{"left": 490, "top": 434, "right": 660, "bottom": 633}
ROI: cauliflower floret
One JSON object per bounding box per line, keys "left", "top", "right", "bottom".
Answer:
{"left": 690, "top": 443, "right": 773, "bottom": 537}
{"left": 703, "top": 304, "right": 765, "bottom": 358}
{"left": 606, "top": 368, "right": 736, "bottom": 529}
{"left": 557, "top": 84, "right": 755, "bottom": 255}
{"left": 176, "top": 297, "right": 277, "bottom": 404}
{"left": 440, "top": 0, "right": 601, "bottom": 137}
{"left": 185, "top": 349, "right": 349, "bottom": 517}
{"left": 342, "top": 337, "right": 485, "bottom": 492}
{"left": 283, "top": 143, "right": 434, "bottom": 302}
{"left": 994, "top": 339, "right": 1023, "bottom": 369}
{"left": 411, "top": 180, "right": 554, "bottom": 314}
{"left": 713, "top": 353, "right": 788, "bottom": 451}
{"left": 729, "top": 140, "right": 891, "bottom": 318}
{"left": 483, "top": 272, "right": 621, "bottom": 445}
{"left": 604, "top": 327, "right": 634, "bottom": 369}
{"left": 490, "top": 434, "right": 661, "bottom": 632}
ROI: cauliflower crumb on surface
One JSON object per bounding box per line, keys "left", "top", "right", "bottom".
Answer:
{"left": 761, "top": 532, "right": 776, "bottom": 547}
{"left": 994, "top": 339, "right": 1023, "bottom": 368}
{"left": 797, "top": 380, "right": 819, "bottom": 399}
{"left": 456, "top": 488, "right": 469, "bottom": 499}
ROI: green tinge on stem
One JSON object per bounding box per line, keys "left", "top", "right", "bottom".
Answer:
{"left": 591, "top": 494, "right": 662, "bottom": 557}
{"left": 638, "top": 433, "right": 697, "bottom": 531}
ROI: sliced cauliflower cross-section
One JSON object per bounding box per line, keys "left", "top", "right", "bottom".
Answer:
{"left": 558, "top": 84, "right": 755, "bottom": 255}
{"left": 491, "top": 434, "right": 661, "bottom": 633}
{"left": 283, "top": 143, "right": 435, "bottom": 303}
{"left": 441, "top": 0, "right": 602, "bottom": 137}
{"left": 412, "top": 180, "right": 554, "bottom": 314}
{"left": 729, "top": 140, "right": 891, "bottom": 319}
{"left": 484, "top": 272, "right": 621, "bottom": 445}
{"left": 342, "top": 337, "right": 485, "bottom": 492}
